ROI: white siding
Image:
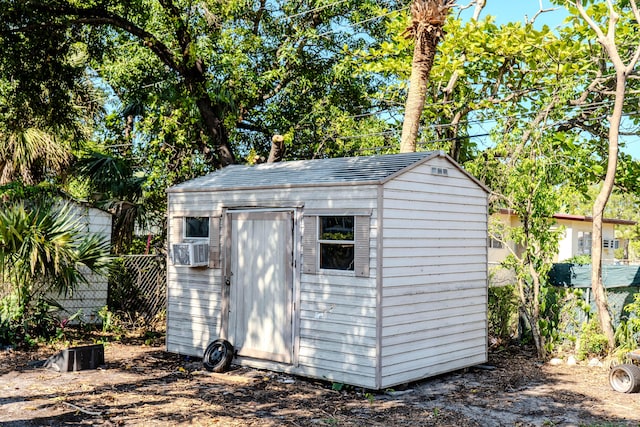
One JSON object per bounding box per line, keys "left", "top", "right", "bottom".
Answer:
{"left": 166, "top": 183, "right": 382, "bottom": 390}
{"left": 380, "top": 157, "right": 488, "bottom": 388}
{"left": 166, "top": 266, "right": 225, "bottom": 354}
{"left": 166, "top": 154, "right": 488, "bottom": 390}
{"left": 297, "top": 273, "right": 378, "bottom": 388}
{"left": 49, "top": 206, "right": 111, "bottom": 322}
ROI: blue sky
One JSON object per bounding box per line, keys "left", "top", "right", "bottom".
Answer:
{"left": 458, "top": 1, "right": 640, "bottom": 160}
{"left": 461, "top": 0, "right": 567, "bottom": 27}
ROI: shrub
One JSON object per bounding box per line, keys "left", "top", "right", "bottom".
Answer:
{"left": 488, "top": 285, "right": 518, "bottom": 341}
{"left": 577, "top": 319, "right": 609, "bottom": 360}
{"left": 614, "top": 293, "right": 640, "bottom": 360}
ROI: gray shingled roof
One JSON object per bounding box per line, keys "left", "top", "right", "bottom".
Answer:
{"left": 168, "top": 151, "right": 440, "bottom": 192}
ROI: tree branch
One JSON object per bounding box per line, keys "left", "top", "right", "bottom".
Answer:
{"left": 11, "top": 4, "right": 184, "bottom": 76}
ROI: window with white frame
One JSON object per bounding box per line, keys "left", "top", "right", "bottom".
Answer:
{"left": 185, "top": 216, "right": 209, "bottom": 240}
{"left": 488, "top": 238, "right": 503, "bottom": 249}
{"left": 319, "top": 216, "right": 355, "bottom": 271}
{"left": 603, "top": 239, "right": 620, "bottom": 249}
{"left": 578, "top": 231, "right": 592, "bottom": 255}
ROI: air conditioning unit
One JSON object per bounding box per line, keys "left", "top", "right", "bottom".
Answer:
{"left": 172, "top": 242, "right": 209, "bottom": 267}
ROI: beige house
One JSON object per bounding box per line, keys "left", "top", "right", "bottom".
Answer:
{"left": 489, "top": 209, "right": 635, "bottom": 285}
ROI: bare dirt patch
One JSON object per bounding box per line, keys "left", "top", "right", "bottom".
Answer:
{"left": 1, "top": 340, "right": 639, "bottom": 426}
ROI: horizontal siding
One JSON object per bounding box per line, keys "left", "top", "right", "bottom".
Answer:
{"left": 169, "top": 185, "right": 378, "bottom": 214}
{"left": 383, "top": 339, "right": 486, "bottom": 378}
{"left": 380, "top": 158, "right": 487, "bottom": 386}
{"left": 384, "top": 238, "right": 485, "bottom": 249}
{"left": 380, "top": 270, "right": 486, "bottom": 288}
{"left": 166, "top": 265, "right": 223, "bottom": 357}
{"left": 382, "top": 313, "right": 487, "bottom": 346}
{"left": 297, "top": 346, "right": 376, "bottom": 381}
{"left": 382, "top": 328, "right": 486, "bottom": 365}
{"left": 297, "top": 273, "right": 377, "bottom": 387}
{"left": 384, "top": 187, "right": 486, "bottom": 206}
{"left": 383, "top": 302, "right": 486, "bottom": 336}
{"left": 381, "top": 348, "right": 487, "bottom": 389}
{"left": 383, "top": 277, "right": 486, "bottom": 296}
{"left": 48, "top": 275, "right": 108, "bottom": 321}
{"left": 383, "top": 286, "right": 486, "bottom": 312}
{"left": 49, "top": 205, "right": 111, "bottom": 322}
{"left": 383, "top": 253, "right": 486, "bottom": 269}
{"left": 382, "top": 263, "right": 485, "bottom": 278}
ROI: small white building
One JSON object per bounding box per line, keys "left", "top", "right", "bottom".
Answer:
{"left": 166, "top": 151, "right": 489, "bottom": 389}
{"left": 49, "top": 204, "right": 112, "bottom": 323}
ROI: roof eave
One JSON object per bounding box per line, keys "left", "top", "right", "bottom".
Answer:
{"left": 167, "top": 179, "right": 385, "bottom": 194}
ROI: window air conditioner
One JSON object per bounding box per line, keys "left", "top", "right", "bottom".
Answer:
{"left": 172, "top": 242, "right": 209, "bottom": 267}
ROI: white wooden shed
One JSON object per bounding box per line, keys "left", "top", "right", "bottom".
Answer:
{"left": 48, "top": 203, "right": 112, "bottom": 322}
{"left": 166, "top": 151, "right": 489, "bottom": 389}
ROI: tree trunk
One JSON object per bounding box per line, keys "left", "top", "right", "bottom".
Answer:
{"left": 400, "top": 35, "right": 435, "bottom": 153}
{"left": 267, "top": 134, "right": 285, "bottom": 163}
{"left": 194, "top": 96, "right": 236, "bottom": 167}
{"left": 590, "top": 70, "right": 625, "bottom": 349}
{"left": 400, "top": 0, "right": 451, "bottom": 153}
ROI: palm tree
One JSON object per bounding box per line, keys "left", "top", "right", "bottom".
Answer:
{"left": 0, "top": 202, "right": 112, "bottom": 337}
{"left": 400, "top": 0, "right": 455, "bottom": 153}
{"left": 0, "top": 127, "right": 72, "bottom": 185}
{"left": 74, "top": 151, "right": 145, "bottom": 254}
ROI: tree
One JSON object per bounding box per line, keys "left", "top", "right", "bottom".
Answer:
{"left": 572, "top": 0, "right": 640, "bottom": 349}
{"left": 73, "top": 151, "right": 145, "bottom": 254}
{"left": 400, "top": 0, "right": 454, "bottom": 153}
{"left": 0, "top": 23, "right": 101, "bottom": 186}
{"left": 0, "top": 1, "right": 401, "bottom": 171}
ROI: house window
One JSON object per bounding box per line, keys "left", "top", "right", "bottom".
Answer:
{"left": 319, "top": 216, "right": 355, "bottom": 271}
{"left": 185, "top": 217, "right": 209, "bottom": 239}
{"left": 488, "top": 238, "right": 503, "bottom": 249}
{"left": 578, "top": 231, "right": 592, "bottom": 255}
{"left": 603, "top": 239, "right": 620, "bottom": 249}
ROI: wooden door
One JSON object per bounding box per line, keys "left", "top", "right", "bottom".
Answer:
{"left": 229, "top": 210, "right": 293, "bottom": 363}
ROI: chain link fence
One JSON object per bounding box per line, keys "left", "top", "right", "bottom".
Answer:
{"left": 108, "top": 255, "right": 167, "bottom": 324}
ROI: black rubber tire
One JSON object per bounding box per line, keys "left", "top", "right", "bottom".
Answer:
{"left": 609, "top": 363, "right": 640, "bottom": 393}
{"left": 203, "top": 339, "right": 234, "bottom": 373}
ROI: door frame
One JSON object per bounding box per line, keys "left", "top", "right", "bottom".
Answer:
{"left": 220, "top": 207, "right": 300, "bottom": 365}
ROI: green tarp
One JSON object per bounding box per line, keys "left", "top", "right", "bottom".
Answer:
{"left": 549, "top": 264, "right": 640, "bottom": 288}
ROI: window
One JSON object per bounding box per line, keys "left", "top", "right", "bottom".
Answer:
{"left": 319, "top": 216, "right": 355, "bottom": 271}
{"left": 302, "top": 213, "right": 369, "bottom": 277}
{"left": 488, "top": 238, "right": 503, "bottom": 249}
{"left": 603, "top": 239, "right": 620, "bottom": 249}
{"left": 578, "top": 231, "right": 592, "bottom": 255}
{"left": 185, "top": 216, "right": 209, "bottom": 239}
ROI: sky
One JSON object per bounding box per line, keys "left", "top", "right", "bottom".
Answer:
{"left": 458, "top": 1, "right": 640, "bottom": 161}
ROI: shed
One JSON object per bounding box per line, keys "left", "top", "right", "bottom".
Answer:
{"left": 166, "top": 151, "right": 489, "bottom": 389}
{"left": 48, "top": 203, "right": 112, "bottom": 323}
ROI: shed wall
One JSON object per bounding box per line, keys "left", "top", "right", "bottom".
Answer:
{"left": 166, "top": 185, "right": 380, "bottom": 388}
{"left": 380, "top": 157, "right": 488, "bottom": 388}
{"left": 50, "top": 206, "right": 112, "bottom": 322}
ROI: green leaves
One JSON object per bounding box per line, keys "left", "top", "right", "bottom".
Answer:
{"left": 0, "top": 202, "right": 112, "bottom": 298}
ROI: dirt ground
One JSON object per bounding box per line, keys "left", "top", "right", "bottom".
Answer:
{"left": 1, "top": 337, "right": 640, "bottom": 427}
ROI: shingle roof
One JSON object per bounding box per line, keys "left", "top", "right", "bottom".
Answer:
{"left": 168, "top": 151, "right": 441, "bottom": 192}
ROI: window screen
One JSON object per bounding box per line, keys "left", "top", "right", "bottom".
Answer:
{"left": 319, "top": 216, "right": 355, "bottom": 271}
